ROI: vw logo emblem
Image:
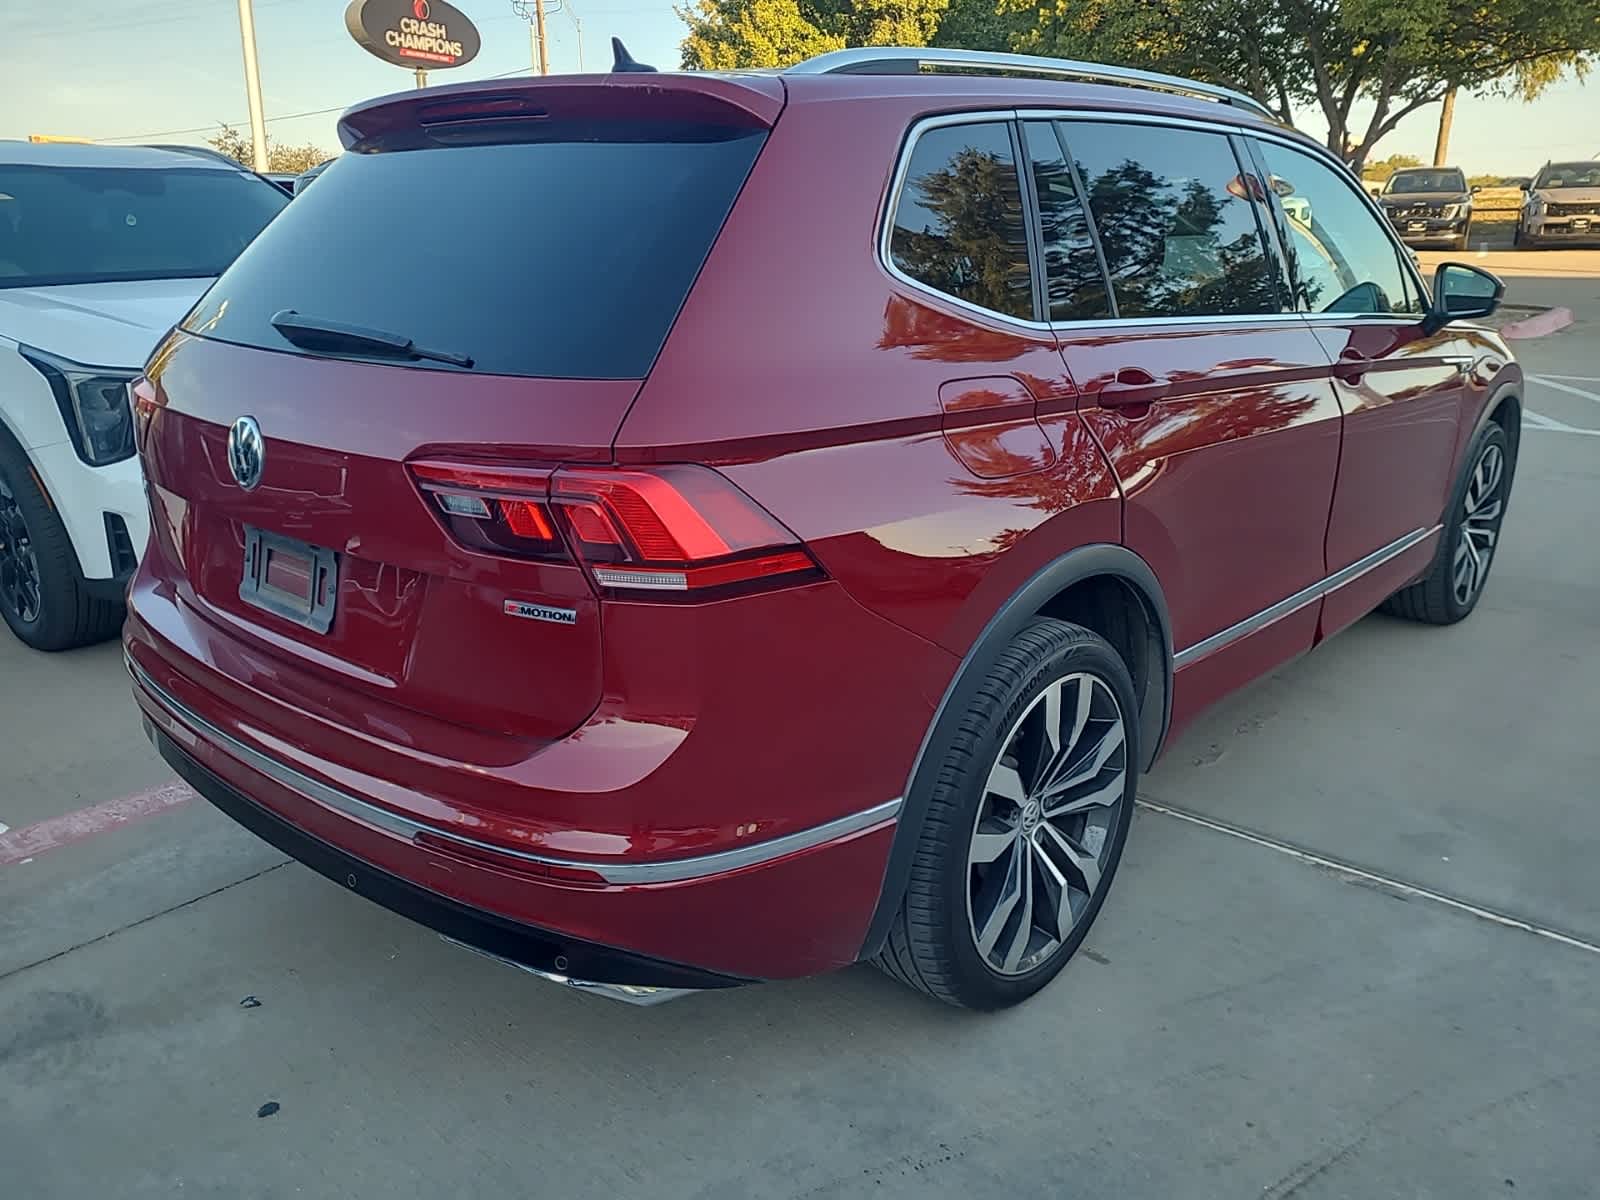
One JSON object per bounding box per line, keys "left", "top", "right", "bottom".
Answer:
{"left": 227, "top": 416, "right": 264, "bottom": 491}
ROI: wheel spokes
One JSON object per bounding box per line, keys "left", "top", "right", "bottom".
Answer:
{"left": 1037, "top": 817, "right": 1101, "bottom": 896}
{"left": 973, "top": 841, "right": 1024, "bottom": 960}
{"left": 1043, "top": 773, "right": 1124, "bottom": 819}
{"left": 1040, "top": 719, "right": 1125, "bottom": 800}
{"left": 966, "top": 671, "right": 1128, "bottom": 976}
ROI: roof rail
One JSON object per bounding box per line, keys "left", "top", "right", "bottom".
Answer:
{"left": 786, "top": 47, "right": 1278, "bottom": 123}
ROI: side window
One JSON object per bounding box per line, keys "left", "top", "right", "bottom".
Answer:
{"left": 1063, "top": 121, "right": 1280, "bottom": 319}
{"left": 1256, "top": 140, "right": 1420, "bottom": 316}
{"left": 888, "top": 122, "right": 1035, "bottom": 321}
{"left": 1021, "top": 121, "right": 1113, "bottom": 322}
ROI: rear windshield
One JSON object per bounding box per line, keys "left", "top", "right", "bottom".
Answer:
{"left": 184, "top": 128, "right": 767, "bottom": 379}
{"left": 1534, "top": 163, "right": 1600, "bottom": 189}
{"left": 1384, "top": 170, "right": 1466, "bottom": 194}
{"left": 0, "top": 165, "right": 286, "bottom": 289}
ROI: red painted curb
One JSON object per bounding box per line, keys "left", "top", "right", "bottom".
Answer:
{"left": 0, "top": 782, "right": 195, "bottom": 866}
{"left": 1500, "top": 307, "right": 1575, "bottom": 339}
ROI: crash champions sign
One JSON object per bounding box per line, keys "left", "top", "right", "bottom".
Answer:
{"left": 344, "top": 0, "right": 482, "bottom": 70}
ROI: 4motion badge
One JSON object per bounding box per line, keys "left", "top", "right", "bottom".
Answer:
{"left": 503, "top": 599, "right": 577, "bottom": 626}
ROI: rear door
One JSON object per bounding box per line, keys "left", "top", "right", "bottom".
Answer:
{"left": 1251, "top": 137, "right": 1467, "bottom": 635}
{"left": 1039, "top": 117, "right": 1343, "bottom": 722}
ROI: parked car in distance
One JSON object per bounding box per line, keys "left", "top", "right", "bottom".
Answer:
{"left": 292, "top": 159, "right": 333, "bottom": 194}
{"left": 0, "top": 141, "right": 287, "bottom": 649}
{"left": 1379, "top": 166, "right": 1474, "bottom": 249}
{"left": 263, "top": 173, "right": 297, "bottom": 195}
{"left": 127, "top": 47, "right": 1519, "bottom": 1010}
{"left": 1516, "top": 161, "right": 1600, "bottom": 247}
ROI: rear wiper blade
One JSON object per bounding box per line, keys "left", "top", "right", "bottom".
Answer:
{"left": 269, "top": 310, "right": 473, "bottom": 368}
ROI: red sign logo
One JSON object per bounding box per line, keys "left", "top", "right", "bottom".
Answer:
{"left": 413, "top": 0, "right": 429, "bottom": 19}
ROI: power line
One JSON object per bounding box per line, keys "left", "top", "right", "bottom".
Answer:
{"left": 99, "top": 105, "right": 348, "bottom": 143}
{"left": 95, "top": 68, "right": 540, "bottom": 143}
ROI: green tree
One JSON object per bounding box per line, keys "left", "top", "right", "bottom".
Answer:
{"left": 679, "top": 0, "right": 953, "bottom": 69}
{"left": 1361, "top": 152, "right": 1424, "bottom": 183}
{"left": 1008, "top": 0, "right": 1599, "bottom": 170}
{"left": 207, "top": 124, "right": 332, "bottom": 175}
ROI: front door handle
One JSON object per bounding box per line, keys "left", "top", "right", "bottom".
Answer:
{"left": 1100, "top": 367, "right": 1171, "bottom": 408}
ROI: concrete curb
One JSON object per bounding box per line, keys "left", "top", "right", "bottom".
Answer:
{"left": 1500, "top": 306, "right": 1575, "bottom": 339}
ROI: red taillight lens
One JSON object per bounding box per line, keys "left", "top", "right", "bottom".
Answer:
{"left": 408, "top": 460, "right": 822, "bottom": 597}
{"left": 411, "top": 460, "right": 563, "bottom": 560}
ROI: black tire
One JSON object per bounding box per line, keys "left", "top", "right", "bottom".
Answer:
{"left": 1382, "top": 422, "right": 1511, "bottom": 625}
{"left": 0, "top": 438, "right": 124, "bottom": 651}
{"left": 876, "top": 618, "right": 1139, "bottom": 1009}
{"left": 1513, "top": 225, "right": 1534, "bottom": 250}
{"left": 1452, "top": 226, "right": 1470, "bottom": 252}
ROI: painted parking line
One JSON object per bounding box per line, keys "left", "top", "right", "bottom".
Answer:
{"left": 0, "top": 782, "right": 194, "bottom": 867}
{"left": 1525, "top": 411, "right": 1600, "bottom": 436}
{"left": 1530, "top": 375, "right": 1600, "bottom": 405}
{"left": 1533, "top": 374, "right": 1600, "bottom": 383}
{"left": 1137, "top": 798, "right": 1600, "bottom": 958}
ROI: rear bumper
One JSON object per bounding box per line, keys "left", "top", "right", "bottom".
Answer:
{"left": 129, "top": 639, "right": 905, "bottom": 982}
{"left": 152, "top": 725, "right": 739, "bottom": 1000}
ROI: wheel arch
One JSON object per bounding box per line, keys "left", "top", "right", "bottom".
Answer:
{"left": 858, "top": 543, "right": 1173, "bottom": 960}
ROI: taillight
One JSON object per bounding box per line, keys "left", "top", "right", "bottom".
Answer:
{"left": 409, "top": 460, "right": 822, "bottom": 598}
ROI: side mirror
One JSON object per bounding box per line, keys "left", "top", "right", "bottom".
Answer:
{"left": 1470, "top": 184, "right": 1482, "bottom": 195}
{"left": 1424, "top": 262, "right": 1503, "bottom": 333}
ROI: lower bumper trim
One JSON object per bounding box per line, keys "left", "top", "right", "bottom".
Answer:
{"left": 438, "top": 937, "right": 698, "bottom": 1006}
{"left": 152, "top": 727, "right": 750, "bottom": 992}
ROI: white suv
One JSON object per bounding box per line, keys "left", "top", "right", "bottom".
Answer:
{"left": 0, "top": 142, "right": 285, "bottom": 649}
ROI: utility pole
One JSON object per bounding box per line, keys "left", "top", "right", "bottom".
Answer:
{"left": 236, "top": 0, "right": 269, "bottom": 172}
{"left": 534, "top": 0, "right": 550, "bottom": 75}
{"left": 1433, "top": 87, "right": 1457, "bottom": 166}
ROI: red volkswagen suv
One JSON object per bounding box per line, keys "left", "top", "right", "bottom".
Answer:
{"left": 125, "top": 47, "right": 1519, "bottom": 1009}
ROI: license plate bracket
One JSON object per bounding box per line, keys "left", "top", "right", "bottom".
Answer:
{"left": 240, "top": 526, "right": 338, "bottom": 634}
{"left": 1573, "top": 218, "right": 1590, "bottom": 232}
{"left": 1407, "top": 220, "right": 1426, "bottom": 232}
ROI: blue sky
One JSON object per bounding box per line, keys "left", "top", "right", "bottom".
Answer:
{"left": 9, "top": 0, "right": 1596, "bottom": 174}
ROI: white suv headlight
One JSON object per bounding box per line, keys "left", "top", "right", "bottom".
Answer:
{"left": 20, "top": 348, "right": 138, "bottom": 467}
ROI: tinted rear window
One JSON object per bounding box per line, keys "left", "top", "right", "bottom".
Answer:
{"left": 0, "top": 166, "right": 285, "bottom": 289}
{"left": 185, "top": 129, "right": 766, "bottom": 379}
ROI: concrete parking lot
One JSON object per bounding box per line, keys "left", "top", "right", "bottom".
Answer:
{"left": 3, "top": 251, "right": 1598, "bottom": 1198}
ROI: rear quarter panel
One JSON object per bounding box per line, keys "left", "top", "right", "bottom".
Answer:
{"left": 617, "top": 88, "right": 1122, "bottom": 660}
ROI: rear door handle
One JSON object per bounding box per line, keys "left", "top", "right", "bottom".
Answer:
{"left": 1100, "top": 367, "right": 1171, "bottom": 408}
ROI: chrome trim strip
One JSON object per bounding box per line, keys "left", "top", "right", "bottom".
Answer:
{"left": 878, "top": 108, "right": 1431, "bottom": 336}
{"left": 1172, "top": 526, "right": 1439, "bottom": 670}
{"left": 1012, "top": 109, "right": 1433, "bottom": 307}
{"left": 438, "top": 936, "right": 699, "bottom": 1005}
{"left": 789, "top": 48, "right": 1278, "bottom": 122}
{"left": 129, "top": 658, "right": 901, "bottom": 885}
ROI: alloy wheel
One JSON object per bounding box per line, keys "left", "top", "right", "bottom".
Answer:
{"left": 965, "top": 672, "right": 1128, "bottom": 976}
{"left": 1453, "top": 441, "right": 1505, "bottom": 606}
{"left": 0, "top": 470, "right": 42, "bottom": 625}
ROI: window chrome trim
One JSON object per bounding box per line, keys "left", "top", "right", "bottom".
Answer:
{"left": 130, "top": 657, "right": 901, "bottom": 885}
{"left": 1014, "top": 108, "right": 1433, "bottom": 312}
{"left": 1173, "top": 526, "right": 1439, "bottom": 669}
{"left": 878, "top": 107, "right": 1433, "bottom": 338}
{"left": 878, "top": 109, "right": 1055, "bottom": 334}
